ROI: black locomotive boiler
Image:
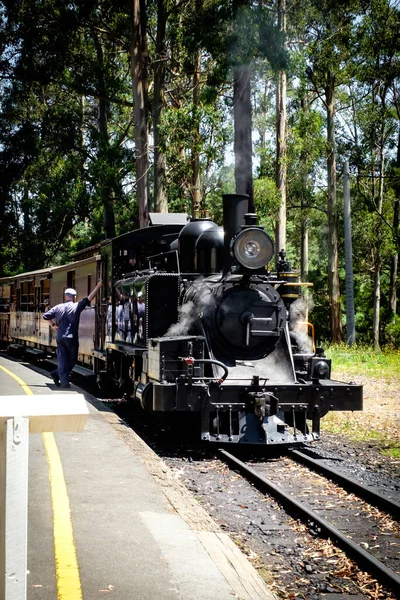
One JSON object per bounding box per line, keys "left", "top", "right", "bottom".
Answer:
{"left": 104, "top": 193, "right": 363, "bottom": 445}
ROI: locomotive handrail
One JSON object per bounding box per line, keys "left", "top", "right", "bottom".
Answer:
{"left": 180, "top": 357, "right": 229, "bottom": 384}
{"left": 298, "top": 321, "right": 316, "bottom": 352}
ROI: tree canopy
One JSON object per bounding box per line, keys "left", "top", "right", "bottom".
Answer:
{"left": 0, "top": 0, "right": 399, "bottom": 347}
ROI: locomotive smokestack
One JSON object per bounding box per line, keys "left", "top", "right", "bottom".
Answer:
{"left": 222, "top": 193, "right": 249, "bottom": 272}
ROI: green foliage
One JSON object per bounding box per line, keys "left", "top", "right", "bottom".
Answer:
{"left": 0, "top": 0, "right": 136, "bottom": 271}
{"left": 325, "top": 343, "right": 400, "bottom": 379}
{"left": 383, "top": 315, "right": 400, "bottom": 349}
{"left": 158, "top": 95, "right": 232, "bottom": 209}
{"left": 253, "top": 176, "right": 280, "bottom": 230}
{"left": 0, "top": 0, "right": 399, "bottom": 353}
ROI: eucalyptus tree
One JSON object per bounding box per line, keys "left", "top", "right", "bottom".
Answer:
{"left": 167, "top": 0, "right": 227, "bottom": 216}
{"left": 351, "top": 0, "right": 400, "bottom": 349}
{"left": 0, "top": 0, "right": 135, "bottom": 273}
{"left": 151, "top": 0, "right": 168, "bottom": 213}
{"left": 74, "top": 2, "right": 135, "bottom": 240}
{"left": 149, "top": 0, "right": 233, "bottom": 215}
{"left": 391, "top": 81, "right": 400, "bottom": 318}
{"left": 131, "top": 0, "right": 149, "bottom": 228}
{"left": 254, "top": 1, "right": 325, "bottom": 275}
{"left": 301, "top": 0, "right": 361, "bottom": 342}
{"left": 0, "top": 0, "right": 87, "bottom": 271}
{"left": 286, "top": 76, "right": 325, "bottom": 280}
{"left": 252, "top": 66, "right": 281, "bottom": 230}
{"left": 274, "top": 0, "right": 287, "bottom": 263}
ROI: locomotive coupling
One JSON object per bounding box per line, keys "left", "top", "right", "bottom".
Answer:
{"left": 246, "top": 391, "right": 278, "bottom": 420}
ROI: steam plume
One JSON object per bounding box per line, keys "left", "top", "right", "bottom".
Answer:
{"left": 289, "top": 296, "right": 315, "bottom": 353}
{"left": 165, "top": 279, "right": 216, "bottom": 337}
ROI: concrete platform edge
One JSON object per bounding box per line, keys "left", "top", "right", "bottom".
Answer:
{"left": 93, "top": 399, "right": 277, "bottom": 600}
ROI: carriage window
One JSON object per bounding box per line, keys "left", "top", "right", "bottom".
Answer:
{"left": 0, "top": 284, "right": 10, "bottom": 313}
{"left": 10, "top": 283, "right": 17, "bottom": 311}
{"left": 67, "top": 270, "right": 75, "bottom": 289}
{"left": 40, "top": 279, "right": 50, "bottom": 311}
{"left": 21, "top": 281, "right": 35, "bottom": 311}
{"left": 87, "top": 274, "right": 92, "bottom": 297}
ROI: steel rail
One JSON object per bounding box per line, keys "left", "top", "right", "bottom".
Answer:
{"left": 219, "top": 449, "right": 400, "bottom": 597}
{"left": 288, "top": 449, "right": 400, "bottom": 520}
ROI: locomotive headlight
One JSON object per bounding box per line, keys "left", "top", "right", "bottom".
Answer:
{"left": 243, "top": 241, "right": 259, "bottom": 257}
{"left": 311, "top": 359, "right": 331, "bottom": 380}
{"left": 231, "top": 228, "right": 274, "bottom": 270}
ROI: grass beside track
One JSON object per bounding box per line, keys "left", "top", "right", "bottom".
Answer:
{"left": 325, "top": 344, "right": 400, "bottom": 380}
{"left": 322, "top": 345, "right": 400, "bottom": 459}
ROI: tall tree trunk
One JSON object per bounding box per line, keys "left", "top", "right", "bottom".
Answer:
{"left": 372, "top": 116, "right": 387, "bottom": 350}
{"left": 191, "top": 46, "right": 202, "bottom": 218}
{"left": 153, "top": 0, "right": 168, "bottom": 213}
{"left": 22, "top": 96, "right": 33, "bottom": 270}
{"left": 94, "top": 33, "right": 116, "bottom": 240}
{"left": 233, "top": 65, "right": 254, "bottom": 210}
{"left": 391, "top": 203, "right": 399, "bottom": 316}
{"left": 325, "top": 80, "right": 343, "bottom": 342}
{"left": 343, "top": 161, "right": 355, "bottom": 345}
{"left": 79, "top": 95, "right": 85, "bottom": 169}
{"left": 372, "top": 258, "right": 381, "bottom": 351}
{"left": 99, "top": 98, "right": 116, "bottom": 240}
{"left": 390, "top": 130, "right": 400, "bottom": 316}
{"left": 300, "top": 213, "right": 309, "bottom": 281}
{"left": 373, "top": 86, "right": 390, "bottom": 350}
{"left": 299, "top": 96, "right": 309, "bottom": 280}
{"left": 131, "top": 0, "right": 149, "bottom": 229}
{"left": 22, "top": 185, "right": 32, "bottom": 269}
{"left": 275, "top": 0, "right": 287, "bottom": 266}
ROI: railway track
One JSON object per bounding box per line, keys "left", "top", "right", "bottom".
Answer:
{"left": 288, "top": 448, "right": 400, "bottom": 519}
{"left": 219, "top": 449, "right": 400, "bottom": 597}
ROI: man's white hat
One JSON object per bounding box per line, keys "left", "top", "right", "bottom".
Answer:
{"left": 65, "top": 288, "right": 77, "bottom": 296}
{"left": 137, "top": 291, "right": 143, "bottom": 298}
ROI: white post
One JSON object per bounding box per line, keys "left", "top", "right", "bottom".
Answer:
{"left": 0, "top": 418, "right": 29, "bottom": 600}
{"left": 0, "top": 395, "right": 88, "bottom": 600}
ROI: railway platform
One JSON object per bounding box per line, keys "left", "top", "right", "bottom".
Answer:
{"left": 0, "top": 354, "right": 276, "bottom": 600}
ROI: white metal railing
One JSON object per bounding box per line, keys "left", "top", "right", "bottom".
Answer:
{"left": 0, "top": 395, "right": 88, "bottom": 600}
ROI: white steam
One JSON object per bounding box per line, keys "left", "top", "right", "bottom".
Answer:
{"left": 289, "top": 296, "right": 315, "bottom": 353}
{"left": 166, "top": 300, "right": 196, "bottom": 337}
{"left": 165, "top": 279, "right": 216, "bottom": 337}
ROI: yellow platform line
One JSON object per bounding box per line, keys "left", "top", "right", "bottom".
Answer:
{"left": 0, "top": 363, "right": 34, "bottom": 396}
{"left": 0, "top": 363, "right": 83, "bottom": 599}
{"left": 42, "top": 433, "right": 83, "bottom": 599}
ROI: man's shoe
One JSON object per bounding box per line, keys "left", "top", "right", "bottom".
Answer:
{"left": 51, "top": 372, "right": 60, "bottom": 387}
{"left": 60, "top": 384, "right": 71, "bottom": 389}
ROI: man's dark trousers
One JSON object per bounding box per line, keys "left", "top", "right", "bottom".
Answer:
{"left": 53, "top": 338, "right": 79, "bottom": 387}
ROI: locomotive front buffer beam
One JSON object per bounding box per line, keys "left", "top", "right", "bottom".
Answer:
{"left": 140, "top": 378, "right": 363, "bottom": 446}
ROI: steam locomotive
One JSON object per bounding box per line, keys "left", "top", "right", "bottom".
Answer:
{"left": 0, "top": 193, "right": 363, "bottom": 445}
